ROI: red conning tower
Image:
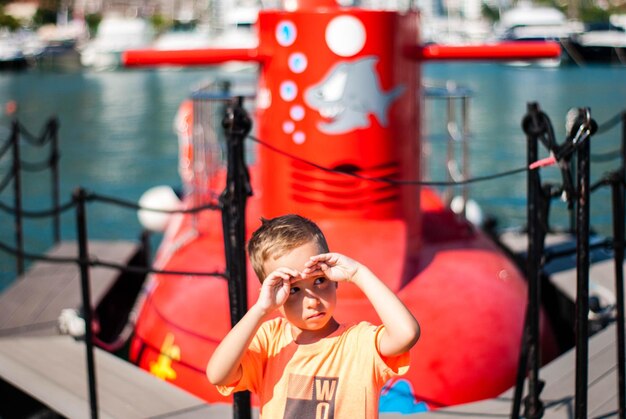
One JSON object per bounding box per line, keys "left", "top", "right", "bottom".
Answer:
{"left": 124, "top": 2, "right": 560, "bottom": 411}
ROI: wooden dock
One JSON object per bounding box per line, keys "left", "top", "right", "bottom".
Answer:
{"left": 0, "top": 234, "right": 623, "bottom": 418}
{"left": 0, "top": 240, "right": 211, "bottom": 419}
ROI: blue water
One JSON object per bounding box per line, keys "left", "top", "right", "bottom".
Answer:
{"left": 1, "top": 63, "right": 625, "bottom": 289}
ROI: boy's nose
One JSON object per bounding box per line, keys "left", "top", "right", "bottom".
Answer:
{"left": 303, "top": 291, "right": 320, "bottom": 307}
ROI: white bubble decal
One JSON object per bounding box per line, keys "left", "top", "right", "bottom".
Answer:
{"left": 276, "top": 21, "right": 297, "bottom": 47}
{"left": 258, "top": 88, "right": 272, "bottom": 109}
{"left": 290, "top": 105, "right": 305, "bottom": 121}
{"left": 293, "top": 131, "right": 306, "bottom": 144}
{"left": 325, "top": 15, "right": 366, "bottom": 57}
{"left": 280, "top": 81, "right": 298, "bottom": 102}
{"left": 283, "top": 121, "right": 295, "bottom": 134}
{"left": 288, "top": 52, "right": 308, "bottom": 73}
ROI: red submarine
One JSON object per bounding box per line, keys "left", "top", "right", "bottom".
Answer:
{"left": 123, "top": 0, "right": 560, "bottom": 412}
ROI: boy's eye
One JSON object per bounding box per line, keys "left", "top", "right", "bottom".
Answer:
{"left": 290, "top": 287, "right": 300, "bottom": 295}
{"left": 314, "top": 277, "right": 327, "bottom": 286}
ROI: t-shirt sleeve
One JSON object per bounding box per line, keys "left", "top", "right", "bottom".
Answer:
{"left": 216, "top": 323, "right": 269, "bottom": 396}
{"left": 372, "top": 324, "right": 410, "bottom": 383}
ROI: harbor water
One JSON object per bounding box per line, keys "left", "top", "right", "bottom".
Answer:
{"left": 1, "top": 63, "right": 625, "bottom": 289}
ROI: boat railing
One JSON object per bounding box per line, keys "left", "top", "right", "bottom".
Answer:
{"left": 423, "top": 81, "right": 473, "bottom": 217}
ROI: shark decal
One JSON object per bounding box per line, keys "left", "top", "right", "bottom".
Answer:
{"left": 304, "top": 56, "right": 405, "bottom": 135}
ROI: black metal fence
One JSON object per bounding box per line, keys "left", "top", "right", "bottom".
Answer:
{"left": 511, "top": 104, "right": 626, "bottom": 419}
{"left": 1, "top": 93, "right": 626, "bottom": 419}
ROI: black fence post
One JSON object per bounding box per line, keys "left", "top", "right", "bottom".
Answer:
{"left": 611, "top": 174, "right": 626, "bottom": 419}
{"left": 526, "top": 102, "right": 544, "bottom": 419}
{"left": 614, "top": 109, "right": 626, "bottom": 419}
{"left": 11, "top": 120, "right": 24, "bottom": 275}
{"left": 220, "top": 96, "right": 252, "bottom": 419}
{"left": 74, "top": 187, "right": 99, "bottom": 419}
{"left": 511, "top": 102, "right": 546, "bottom": 419}
{"left": 574, "top": 112, "right": 591, "bottom": 419}
{"left": 50, "top": 117, "right": 61, "bottom": 244}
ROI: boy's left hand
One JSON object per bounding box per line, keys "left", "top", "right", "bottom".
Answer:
{"left": 302, "top": 253, "right": 360, "bottom": 284}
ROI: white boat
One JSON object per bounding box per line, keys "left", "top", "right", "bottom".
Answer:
{"left": 0, "top": 33, "right": 27, "bottom": 70}
{"left": 492, "top": 3, "right": 583, "bottom": 67}
{"left": 0, "top": 29, "right": 44, "bottom": 70}
{"left": 80, "top": 16, "right": 155, "bottom": 70}
{"left": 568, "top": 22, "right": 626, "bottom": 65}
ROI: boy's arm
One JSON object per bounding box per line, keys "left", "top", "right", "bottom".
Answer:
{"left": 206, "top": 267, "right": 298, "bottom": 386}
{"left": 304, "top": 253, "right": 420, "bottom": 357}
{"left": 352, "top": 265, "right": 420, "bottom": 357}
{"left": 206, "top": 304, "right": 267, "bottom": 386}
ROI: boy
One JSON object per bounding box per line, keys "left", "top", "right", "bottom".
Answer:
{"left": 207, "top": 214, "right": 420, "bottom": 418}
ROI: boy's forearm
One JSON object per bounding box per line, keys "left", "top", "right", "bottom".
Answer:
{"left": 206, "top": 304, "right": 268, "bottom": 386}
{"left": 352, "top": 266, "right": 420, "bottom": 356}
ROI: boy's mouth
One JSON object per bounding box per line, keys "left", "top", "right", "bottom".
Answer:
{"left": 307, "top": 312, "right": 325, "bottom": 320}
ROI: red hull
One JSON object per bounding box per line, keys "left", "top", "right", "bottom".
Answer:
{"left": 130, "top": 174, "right": 557, "bottom": 408}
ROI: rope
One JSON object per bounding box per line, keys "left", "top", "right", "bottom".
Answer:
{"left": 248, "top": 135, "right": 529, "bottom": 186}
{"left": 0, "top": 135, "right": 12, "bottom": 159}
{"left": 87, "top": 192, "right": 222, "bottom": 213}
{"left": 0, "top": 198, "right": 76, "bottom": 217}
{"left": 591, "top": 149, "right": 622, "bottom": 163}
{"left": 0, "top": 239, "right": 228, "bottom": 279}
{"left": 19, "top": 152, "right": 59, "bottom": 172}
{"left": 0, "top": 171, "right": 14, "bottom": 194}
{"left": 595, "top": 111, "right": 624, "bottom": 135}
{"left": 15, "top": 120, "right": 55, "bottom": 147}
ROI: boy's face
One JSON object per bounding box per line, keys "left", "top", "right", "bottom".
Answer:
{"left": 263, "top": 240, "right": 338, "bottom": 337}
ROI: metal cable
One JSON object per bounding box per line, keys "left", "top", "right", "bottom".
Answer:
{"left": 0, "top": 198, "right": 76, "bottom": 217}
{"left": 87, "top": 192, "right": 222, "bottom": 213}
{"left": 0, "top": 170, "right": 14, "bottom": 193}
{"left": 595, "top": 112, "right": 624, "bottom": 135}
{"left": 248, "top": 135, "right": 529, "bottom": 186}
{"left": 15, "top": 120, "right": 54, "bottom": 146}
{"left": 0, "top": 239, "right": 228, "bottom": 278}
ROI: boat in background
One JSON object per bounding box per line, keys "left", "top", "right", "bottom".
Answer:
{"left": 80, "top": 16, "right": 155, "bottom": 70}
{"left": 567, "top": 22, "right": 626, "bottom": 65}
{"left": 492, "top": 3, "right": 582, "bottom": 67}
{"left": 0, "top": 30, "right": 28, "bottom": 70}
{"left": 35, "top": 21, "right": 88, "bottom": 71}
{"left": 0, "top": 28, "right": 45, "bottom": 70}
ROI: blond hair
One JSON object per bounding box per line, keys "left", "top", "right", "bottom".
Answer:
{"left": 248, "top": 214, "right": 329, "bottom": 282}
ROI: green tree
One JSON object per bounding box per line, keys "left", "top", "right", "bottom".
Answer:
{"left": 0, "top": 11, "right": 20, "bottom": 31}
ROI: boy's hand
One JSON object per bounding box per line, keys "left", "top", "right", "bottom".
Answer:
{"left": 257, "top": 268, "right": 300, "bottom": 314}
{"left": 303, "top": 253, "right": 360, "bottom": 284}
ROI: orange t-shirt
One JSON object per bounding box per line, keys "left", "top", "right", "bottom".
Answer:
{"left": 217, "top": 317, "right": 410, "bottom": 418}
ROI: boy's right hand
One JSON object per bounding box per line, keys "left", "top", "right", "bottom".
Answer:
{"left": 257, "top": 267, "right": 300, "bottom": 314}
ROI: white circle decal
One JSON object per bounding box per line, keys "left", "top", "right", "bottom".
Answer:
{"left": 290, "top": 105, "right": 305, "bottom": 121}
{"left": 288, "top": 52, "right": 308, "bottom": 73}
{"left": 283, "top": 121, "right": 295, "bottom": 134}
{"left": 280, "top": 81, "right": 298, "bottom": 102}
{"left": 257, "top": 88, "right": 271, "bottom": 109}
{"left": 325, "top": 16, "right": 366, "bottom": 57}
{"left": 276, "top": 21, "right": 297, "bottom": 47}
{"left": 293, "top": 131, "right": 306, "bottom": 144}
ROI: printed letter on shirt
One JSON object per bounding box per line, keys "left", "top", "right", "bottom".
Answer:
{"left": 283, "top": 374, "right": 338, "bottom": 419}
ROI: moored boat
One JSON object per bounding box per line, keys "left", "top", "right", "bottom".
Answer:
{"left": 567, "top": 22, "right": 626, "bottom": 65}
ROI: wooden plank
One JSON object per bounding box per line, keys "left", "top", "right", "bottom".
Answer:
{"left": 551, "top": 258, "right": 625, "bottom": 303}
{"left": 0, "top": 240, "right": 139, "bottom": 337}
{"left": 587, "top": 364, "right": 618, "bottom": 417}
{"left": 0, "top": 336, "right": 207, "bottom": 419}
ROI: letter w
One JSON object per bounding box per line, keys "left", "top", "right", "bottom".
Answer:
{"left": 315, "top": 378, "right": 337, "bottom": 401}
